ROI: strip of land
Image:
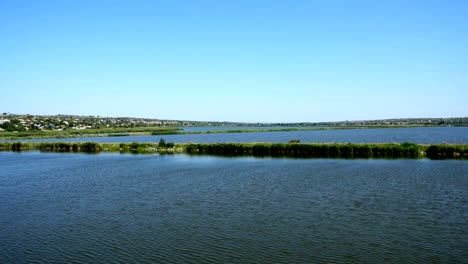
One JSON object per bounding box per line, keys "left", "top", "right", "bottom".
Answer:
{"left": 2, "top": 113, "right": 467, "bottom": 140}
{"left": 1, "top": 141, "right": 466, "bottom": 160}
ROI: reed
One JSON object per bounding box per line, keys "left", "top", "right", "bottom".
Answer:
{"left": 0, "top": 141, "right": 466, "bottom": 159}
{"left": 425, "top": 144, "right": 468, "bottom": 159}
{"left": 0, "top": 142, "right": 35, "bottom": 151}
{"left": 185, "top": 142, "right": 425, "bottom": 158}
{"left": 38, "top": 142, "right": 102, "bottom": 152}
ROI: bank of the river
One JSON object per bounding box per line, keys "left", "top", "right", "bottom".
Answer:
{"left": 0, "top": 127, "right": 182, "bottom": 140}
{"left": 1, "top": 141, "right": 467, "bottom": 159}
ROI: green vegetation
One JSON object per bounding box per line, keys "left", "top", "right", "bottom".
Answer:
{"left": 0, "top": 127, "right": 182, "bottom": 140}
{"left": 0, "top": 119, "right": 28, "bottom": 132}
{"left": 158, "top": 138, "right": 166, "bottom": 147}
{"left": 0, "top": 126, "right": 299, "bottom": 140}
{"left": 1, "top": 141, "right": 466, "bottom": 159}
{"left": 2, "top": 113, "right": 468, "bottom": 141}
{"left": 0, "top": 141, "right": 180, "bottom": 154}
{"left": 2, "top": 113, "right": 468, "bottom": 133}
{"left": 3, "top": 142, "right": 35, "bottom": 151}
{"left": 37, "top": 142, "right": 102, "bottom": 152}
{"left": 425, "top": 144, "right": 468, "bottom": 159}
{"left": 1, "top": 126, "right": 321, "bottom": 140}
{"left": 185, "top": 142, "right": 426, "bottom": 159}
{"left": 0, "top": 113, "right": 183, "bottom": 132}
{"left": 107, "top": 133, "right": 130, "bottom": 137}
{"left": 2, "top": 123, "right": 468, "bottom": 141}
{"left": 151, "top": 130, "right": 182, "bottom": 135}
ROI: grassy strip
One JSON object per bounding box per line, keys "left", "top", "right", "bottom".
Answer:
{"left": 167, "top": 126, "right": 430, "bottom": 135}
{"left": 1, "top": 141, "right": 467, "bottom": 159}
{"left": 0, "top": 141, "right": 180, "bottom": 154}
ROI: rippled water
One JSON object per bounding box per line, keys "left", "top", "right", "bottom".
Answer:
{"left": 13, "top": 127, "right": 468, "bottom": 144}
{"left": 1, "top": 152, "right": 467, "bottom": 263}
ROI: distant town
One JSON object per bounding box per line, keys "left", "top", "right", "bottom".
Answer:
{"left": 0, "top": 113, "right": 467, "bottom": 132}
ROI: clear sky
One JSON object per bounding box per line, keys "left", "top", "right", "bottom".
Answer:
{"left": 1, "top": 0, "right": 467, "bottom": 122}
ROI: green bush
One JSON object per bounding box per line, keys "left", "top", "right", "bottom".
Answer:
{"left": 80, "top": 142, "right": 101, "bottom": 152}
{"left": 159, "top": 138, "right": 166, "bottom": 147}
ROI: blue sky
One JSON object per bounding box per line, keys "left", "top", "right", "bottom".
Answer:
{"left": 1, "top": 0, "right": 467, "bottom": 122}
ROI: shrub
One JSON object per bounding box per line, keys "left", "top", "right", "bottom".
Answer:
{"left": 130, "top": 142, "right": 140, "bottom": 150}
{"left": 159, "top": 138, "right": 166, "bottom": 147}
{"left": 80, "top": 142, "right": 101, "bottom": 152}
{"left": 12, "top": 142, "right": 22, "bottom": 151}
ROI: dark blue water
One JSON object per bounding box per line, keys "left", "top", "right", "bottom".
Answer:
{"left": 181, "top": 126, "right": 296, "bottom": 131}
{"left": 1, "top": 152, "right": 467, "bottom": 263}
{"left": 12, "top": 127, "right": 468, "bottom": 144}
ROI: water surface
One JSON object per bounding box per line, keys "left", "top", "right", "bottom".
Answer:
{"left": 181, "top": 126, "right": 301, "bottom": 132}
{"left": 12, "top": 127, "right": 468, "bottom": 144}
{"left": 0, "top": 152, "right": 467, "bottom": 263}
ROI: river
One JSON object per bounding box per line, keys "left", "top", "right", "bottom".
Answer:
{"left": 11, "top": 127, "right": 468, "bottom": 144}
{"left": 1, "top": 152, "right": 466, "bottom": 263}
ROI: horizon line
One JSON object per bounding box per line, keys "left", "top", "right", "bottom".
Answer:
{"left": 1, "top": 112, "right": 467, "bottom": 125}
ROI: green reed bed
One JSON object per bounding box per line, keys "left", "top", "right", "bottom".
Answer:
{"left": 185, "top": 142, "right": 427, "bottom": 159}
{"left": 37, "top": 142, "right": 103, "bottom": 152}
{"left": 425, "top": 144, "right": 468, "bottom": 159}
{"left": 0, "top": 141, "right": 467, "bottom": 159}
{"left": 0, "top": 142, "right": 35, "bottom": 151}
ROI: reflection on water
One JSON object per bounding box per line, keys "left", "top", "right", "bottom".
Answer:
{"left": 0, "top": 152, "right": 467, "bottom": 263}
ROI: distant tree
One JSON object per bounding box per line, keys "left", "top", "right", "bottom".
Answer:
{"left": 159, "top": 138, "right": 166, "bottom": 147}
{"left": 0, "top": 120, "right": 26, "bottom": 132}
